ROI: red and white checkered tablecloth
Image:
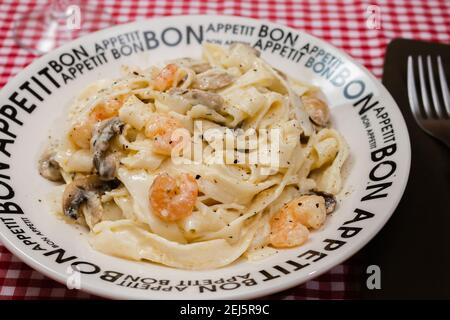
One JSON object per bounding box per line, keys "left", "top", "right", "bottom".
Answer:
{"left": 0, "top": 0, "right": 449, "bottom": 300}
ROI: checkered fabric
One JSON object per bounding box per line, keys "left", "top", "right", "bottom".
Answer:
{"left": 0, "top": 0, "right": 449, "bottom": 300}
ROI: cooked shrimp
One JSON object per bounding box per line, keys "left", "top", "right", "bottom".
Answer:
{"left": 289, "top": 195, "right": 327, "bottom": 229}
{"left": 145, "top": 114, "right": 187, "bottom": 155}
{"left": 301, "top": 95, "right": 330, "bottom": 127}
{"left": 149, "top": 173, "right": 198, "bottom": 222}
{"left": 269, "top": 195, "right": 327, "bottom": 248}
{"left": 153, "top": 64, "right": 178, "bottom": 91}
{"left": 69, "top": 98, "right": 124, "bottom": 149}
{"left": 269, "top": 208, "right": 309, "bottom": 248}
{"left": 69, "top": 118, "right": 96, "bottom": 149}
{"left": 89, "top": 98, "right": 122, "bottom": 121}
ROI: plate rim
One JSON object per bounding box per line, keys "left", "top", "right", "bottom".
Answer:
{"left": 0, "top": 14, "right": 411, "bottom": 300}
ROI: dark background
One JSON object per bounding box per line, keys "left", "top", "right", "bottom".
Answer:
{"left": 358, "top": 39, "right": 450, "bottom": 299}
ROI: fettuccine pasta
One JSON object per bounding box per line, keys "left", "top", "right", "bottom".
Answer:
{"left": 39, "top": 43, "right": 349, "bottom": 270}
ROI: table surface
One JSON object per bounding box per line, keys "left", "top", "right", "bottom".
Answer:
{"left": 0, "top": 0, "right": 449, "bottom": 300}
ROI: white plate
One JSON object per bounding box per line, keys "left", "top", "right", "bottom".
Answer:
{"left": 0, "top": 15, "right": 410, "bottom": 299}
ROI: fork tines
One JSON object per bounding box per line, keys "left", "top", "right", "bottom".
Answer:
{"left": 408, "top": 55, "right": 450, "bottom": 119}
{"left": 407, "top": 55, "right": 450, "bottom": 147}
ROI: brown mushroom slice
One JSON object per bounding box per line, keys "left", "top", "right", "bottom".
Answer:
{"left": 192, "top": 69, "right": 234, "bottom": 90}
{"left": 62, "top": 175, "right": 119, "bottom": 220}
{"left": 170, "top": 57, "right": 211, "bottom": 74}
{"left": 301, "top": 96, "right": 330, "bottom": 127}
{"left": 38, "top": 150, "right": 63, "bottom": 182}
{"left": 167, "top": 88, "right": 225, "bottom": 113}
{"left": 311, "top": 191, "right": 337, "bottom": 214}
{"left": 92, "top": 117, "right": 124, "bottom": 181}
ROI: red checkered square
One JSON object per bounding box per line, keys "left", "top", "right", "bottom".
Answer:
{"left": 0, "top": 0, "right": 449, "bottom": 300}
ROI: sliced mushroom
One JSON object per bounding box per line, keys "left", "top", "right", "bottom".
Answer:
{"left": 192, "top": 69, "right": 234, "bottom": 90}
{"left": 301, "top": 96, "right": 330, "bottom": 127}
{"left": 167, "top": 88, "right": 225, "bottom": 112}
{"left": 311, "top": 191, "right": 336, "bottom": 214}
{"left": 62, "top": 175, "right": 119, "bottom": 220}
{"left": 38, "top": 149, "right": 63, "bottom": 182}
{"left": 92, "top": 117, "right": 124, "bottom": 181}
{"left": 229, "top": 42, "right": 261, "bottom": 57}
{"left": 170, "top": 57, "right": 211, "bottom": 74}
